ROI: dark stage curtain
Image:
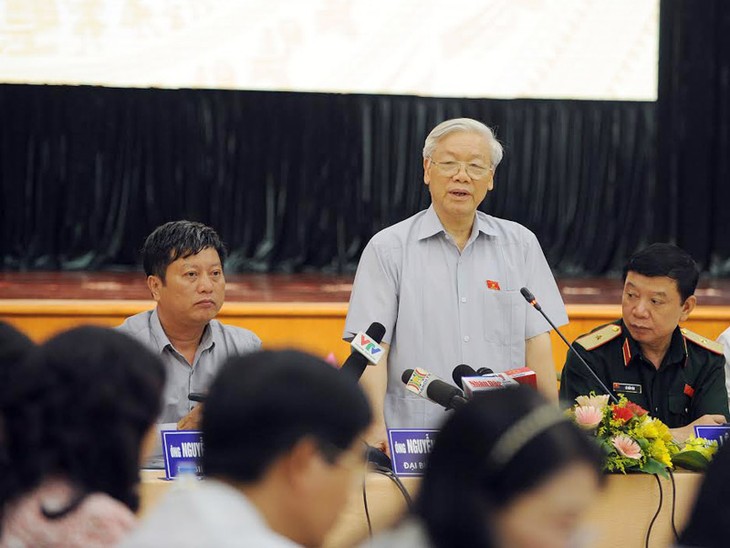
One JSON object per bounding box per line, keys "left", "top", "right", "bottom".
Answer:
{"left": 658, "top": 0, "right": 730, "bottom": 274}
{"left": 0, "top": 84, "right": 655, "bottom": 275}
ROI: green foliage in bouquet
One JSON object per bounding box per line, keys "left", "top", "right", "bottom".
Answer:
{"left": 568, "top": 394, "right": 718, "bottom": 478}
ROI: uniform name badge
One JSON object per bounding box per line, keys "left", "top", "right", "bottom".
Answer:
{"left": 388, "top": 429, "right": 439, "bottom": 477}
{"left": 612, "top": 382, "right": 642, "bottom": 394}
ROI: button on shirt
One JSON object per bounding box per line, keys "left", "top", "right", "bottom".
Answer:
{"left": 344, "top": 205, "right": 567, "bottom": 430}
{"left": 118, "top": 309, "right": 261, "bottom": 423}
{"left": 559, "top": 321, "right": 730, "bottom": 428}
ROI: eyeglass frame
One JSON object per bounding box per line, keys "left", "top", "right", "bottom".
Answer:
{"left": 427, "top": 156, "right": 494, "bottom": 180}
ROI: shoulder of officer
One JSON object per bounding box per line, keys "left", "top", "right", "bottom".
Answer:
{"left": 681, "top": 328, "right": 724, "bottom": 355}
{"left": 575, "top": 324, "right": 622, "bottom": 351}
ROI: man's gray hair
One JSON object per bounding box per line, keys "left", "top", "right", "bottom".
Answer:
{"left": 422, "top": 118, "right": 504, "bottom": 168}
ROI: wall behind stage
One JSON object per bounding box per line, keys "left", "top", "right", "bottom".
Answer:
{"left": 0, "top": 84, "right": 656, "bottom": 275}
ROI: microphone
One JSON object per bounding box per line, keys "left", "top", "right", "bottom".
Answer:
{"left": 452, "top": 364, "right": 479, "bottom": 388}
{"left": 341, "top": 322, "right": 386, "bottom": 381}
{"left": 402, "top": 368, "right": 467, "bottom": 411}
{"left": 188, "top": 393, "right": 206, "bottom": 402}
{"left": 451, "top": 364, "right": 518, "bottom": 397}
{"left": 476, "top": 367, "right": 494, "bottom": 375}
{"left": 365, "top": 444, "right": 393, "bottom": 471}
{"left": 520, "top": 287, "right": 618, "bottom": 404}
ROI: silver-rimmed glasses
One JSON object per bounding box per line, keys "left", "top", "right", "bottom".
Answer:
{"left": 428, "top": 158, "right": 492, "bottom": 179}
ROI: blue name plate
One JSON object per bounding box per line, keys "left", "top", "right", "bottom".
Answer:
{"left": 694, "top": 425, "right": 730, "bottom": 446}
{"left": 161, "top": 430, "right": 204, "bottom": 480}
{"left": 388, "top": 429, "right": 439, "bottom": 477}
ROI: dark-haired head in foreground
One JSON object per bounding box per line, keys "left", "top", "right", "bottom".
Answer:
{"left": 0, "top": 321, "right": 34, "bottom": 390}
{"left": 0, "top": 322, "right": 35, "bottom": 447}
{"left": 205, "top": 350, "right": 371, "bottom": 545}
{"left": 0, "top": 326, "right": 165, "bottom": 530}
{"left": 128, "top": 349, "right": 372, "bottom": 547}
{"left": 416, "top": 387, "right": 603, "bottom": 548}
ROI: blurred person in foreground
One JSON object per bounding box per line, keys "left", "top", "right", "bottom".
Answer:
{"left": 345, "top": 118, "right": 567, "bottom": 452}
{"left": 0, "top": 321, "right": 34, "bottom": 388}
{"left": 0, "top": 327, "right": 165, "bottom": 547}
{"left": 560, "top": 243, "right": 728, "bottom": 442}
{"left": 678, "top": 441, "right": 730, "bottom": 548}
{"left": 118, "top": 220, "right": 261, "bottom": 429}
{"left": 123, "top": 349, "right": 372, "bottom": 547}
{"left": 369, "top": 386, "right": 603, "bottom": 548}
{"left": 0, "top": 321, "right": 35, "bottom": 446}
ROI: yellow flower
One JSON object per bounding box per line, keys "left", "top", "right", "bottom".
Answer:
{"left": 684, "top": 436, "right": 719, "bottom": 460}
{"left": 635, "top": 418, "right": 659, "bottom": 439}
{"left": 653, "top": 419, "right": 674, "bottom": 442}
{"left": 649, "top": 439, "right": 672, "bottom": 468}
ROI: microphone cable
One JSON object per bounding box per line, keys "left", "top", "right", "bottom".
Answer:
{"left": 362, "top": 472, "right": 373, "bottom": 538}
{"left": 645, "top": 474, "right": 663, "bottom": 548}
{"left": 371, "top": 466, "right": 413, "bottom": 509}
{"left": 668, "top": 468, "right": 679, "bottom": 541}
{"left": 361, "top": 464, "right": 414, "bottom": 539}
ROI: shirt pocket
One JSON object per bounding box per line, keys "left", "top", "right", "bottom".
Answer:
{"left": 667, "top": 393, "right": 690, "bottom": 421}
{"left": 482, "top": 289, "right": 522, "bottom": 344}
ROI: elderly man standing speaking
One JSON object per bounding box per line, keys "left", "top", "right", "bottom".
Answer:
{"left": 344, "top": 118, "right": 567, "bottom": 453}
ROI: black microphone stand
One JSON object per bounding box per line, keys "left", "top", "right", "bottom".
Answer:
{"left": 520, "top": 287, "right": 619, "bottom": 404}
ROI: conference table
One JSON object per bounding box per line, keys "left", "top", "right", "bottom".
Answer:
{"left": 139, "top": 468, "right": 702, "bottom": 547}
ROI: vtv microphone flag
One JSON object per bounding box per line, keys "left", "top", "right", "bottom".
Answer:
{"left": 340, "top": 322, "right": 386, "bottom": 381}
{"left": 350, "top": 331, "right": 385, "bottom": 364}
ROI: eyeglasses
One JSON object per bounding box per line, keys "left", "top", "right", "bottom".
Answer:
{"left": 428, "top": 157, "right": 493, "bottom": 180}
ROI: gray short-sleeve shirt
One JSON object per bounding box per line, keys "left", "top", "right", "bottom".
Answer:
{"left": 118, "top": 309, "right": 261, "bottom": 423}
{"left": 344, "top": 205, "right": 567, "bottom": 429}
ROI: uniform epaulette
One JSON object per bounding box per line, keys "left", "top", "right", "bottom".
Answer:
{"left": 681, "top": 328, "right": 724, "bottom": 355}
{"left": 575, "top": 324, "right": 622, "bottom": 351}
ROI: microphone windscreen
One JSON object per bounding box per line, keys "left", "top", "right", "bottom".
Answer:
{"left": 452, "top": 364, "right": 478, "bottom": 389}
{"left": 520, "top": 287, "right": 535, "bottom": 302}
{"left": 365, "top": 322, "right": 386, "bottom": 343}
{"left": 476, "top": 367, "right": 495, "bottom": 375}
{"left": 402, "top": 368, "right": 414, "bottom": 384}
{"left": 426, "top": 380, "right": 464, "bottom": 409}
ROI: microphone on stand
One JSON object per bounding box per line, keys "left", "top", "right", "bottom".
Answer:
{"left": 402, "top": 368, "right": 467, "bottom": 411}
{"left": 451, "top": 364, "right": 519, "bottom": 397}
{"left": 519, "top": 287, "right": 618, "bottom": 404}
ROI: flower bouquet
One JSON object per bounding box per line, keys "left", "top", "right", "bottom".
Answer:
{"left": 569, "top": 394, "right": 718, "bottom": 477}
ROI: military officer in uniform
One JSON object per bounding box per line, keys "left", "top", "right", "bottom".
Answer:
{"left": 559, "top": 243, "right": 728, "bottom": 442}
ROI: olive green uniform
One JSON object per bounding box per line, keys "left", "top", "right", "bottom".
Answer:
{"left": 559, "top": 320, "right": 729, "bottom": 428}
